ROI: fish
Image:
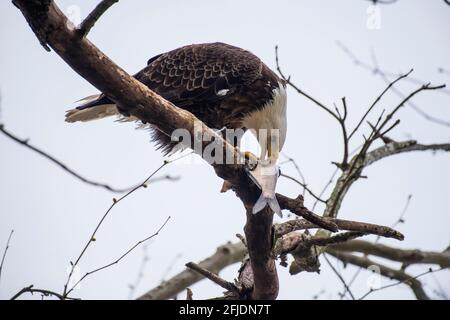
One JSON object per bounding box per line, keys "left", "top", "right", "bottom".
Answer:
{"left": 246, "top": 159, "right": 282, "bottom": 217}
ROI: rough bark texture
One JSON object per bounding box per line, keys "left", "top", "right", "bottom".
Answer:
{"left": 326, "top": 249, "right": 430, "bottom": 300}
{"left": 13, "top": 0, "right": 276, "bottom": 299}
{"left": 138, "top": 243, "right": 246, "bottom": 300}
{"left": 329, "top": 240, "right": 450, "bottom": 268}
{"left": 13, "top": 0, "right": 444, "bottom": 300}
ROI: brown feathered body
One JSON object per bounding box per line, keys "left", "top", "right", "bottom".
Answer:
{"left": 66, "top": 42, "right": 287, "bottom": 155}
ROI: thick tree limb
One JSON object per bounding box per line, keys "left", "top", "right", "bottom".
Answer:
{"left": 277, "top": 195, "right": 338, "bottom": 232}
{"left": 274, "top": 218, "right": 404, "bottom": 240}
{"left": 329, "top": 240, "right": 450, "bottom": 268}
{"left": 243, "top": 207, "right": 279, "bottom": 299}
{"left": 13, "top": 0, "right": 272, "bottom": 299}
{"left": 12, "top": 0, "right": 337, "bottom": 299}
{"left": 323, "top": 140, "right": 450, "bottom": 220}
{"left": 13, "top": 0, "right": 447, "bottom": 300}
{"left": 138, "top": 242, "right": 246, "bottom": 300}
{"left": 274, "top": 231, "right": 366, "bottom": 257}
{"left": 326, "top": 249, "right": 430, "bottom": 300}
{"left": 185, "top": 262, "right": 239, "bottom": 294}
{"left": 364, "top": 140, "right": 450, "bottom": 167}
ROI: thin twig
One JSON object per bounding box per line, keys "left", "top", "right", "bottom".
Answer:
{"left": 127, "top": 245, "right": 150, "bottom": 299}
{"left": 343, "top": 193, "right": 413, "bottom": 296}
{"left": 280, "top": 173, "right": 326, "bottom": 204}
{"left": 312, "top": 167, "right": 339, "bottom": 211}
{"left": 275, "top": 46, "right": 340, "bottom": 121}
{"left": 66, "top": 216, "right": 171, "bottom": 297}
{"left": 63, "top": 152, "right": 191, "bottom": 297}
{"left": 328, "top": 250, "right": 432, "bottom": 300}
{"left": 77, "top": 0, "right": 119, "bottom": 38}
{"left": 11, "top": 285, "right": 78, "bottom": 300}
{"left": 337, "top": 42, "right": 450, "bottom": 127}
{"left": 338, "top": 97, "right": 350, "bottom": 168}
{"left": 280, "top": 153, "right": 308, "bottom": 197}
{"left": 160, "top": 253, "right": 183, "bottom": 283}
{"left": 358, "top": 267, "right": 443, "bottom": 300}
{"left": 364, "top": 0, "right": 398, "bottom": 4}
{"left": 348, "top": 70, "right": 413, "bottom": 140}
{"left": 0, "top": 230, "right": 14, "bottom": 286}
{"left": 377, "top": 194, "right": 411, "bottom": 242}
{"left": 375, "top": 84, "right": 446, "bottom": 138}
{"left": 323, "top": 253, "right": 355, "bottom": 300}
{"left": 0, "top": 125, "right": 179, "bottom": 192}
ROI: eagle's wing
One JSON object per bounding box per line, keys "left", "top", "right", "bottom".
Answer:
{"left": 133, "top": 43, "right": 264, "bottom": 109}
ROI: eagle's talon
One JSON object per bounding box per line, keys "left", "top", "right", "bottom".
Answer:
{"left": 243, "top": 151, "right": 258, "bottom": 171}
{"left": 246, "top": 161, "right": 258, "bottom": 171}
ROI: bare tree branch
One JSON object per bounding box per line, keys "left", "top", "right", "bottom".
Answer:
{"left": 11, "top": 285, "right": 78, "bottom": 300}
{"left": 341, "top": 194, "right": 413, "bottom": 296}
{"left": 12, "top": 0, "right": 449, "bottom": 300}
{"left": 274, "top": 218, "right": 404, "bottom": 240}
{"left": 186, "top": 288, "right": 193, "bottom": 300}
{"left": 323, "top": 139, "right": 450, "bottom": 221}
{"left": 277, "top": 195, "right": 339, "bottom": 232}
{"left": 63, "top": 153, "right": 187, "bottom": 297}
{"left": 65, "top": 216, "right": 170, "bottom": 297}
{"left": 77, "top": 0, "right": 119, "bottom": 38}
{"left": 0, "top": 124, "right": 179, "bottom": 193}
{"left": 275, "top": 46, "right": 340, "bottom": 122}
{"left": 0, "top": 230, "right": 14, "bottom": 286}
{"left": 12, "top": 1, "right": 305, "bottom": 299}
{"left": 358, "top": 267, "right": 444, "bottom": 300}
{"left": 185, "top": 262, "right": 239, "bottom": 295}
{"left": 127, "top": 245, "right": 150, "bottom": 299}
{"left": 138, "top": 242, "right": 246, "bottom": 300}
{"left": 323, "top": 253, "right": 355, "bottom": 300}
{"left": 364, "top": 0, "right": 398, "bottom": 4}
{"left": 364, "top": 140, "right": 450, "bottom": 167}
{"left": 337, "top": 41, "right": 450, "bottom": 127}
{"left": 347, "top": 70, "right": 413, "bottom": 140}
{"left": 280, "top": 173, "right": 327, "bottom": 204}
{"left": 326, "top": 249, "right": 431, "bottom": 300}
{"left": 274, "top": 231, "right": 367, "bottom": 257}
{"left": 140, "top": 226, "right": 411, "bottom": 300}
{"left": 329, "top": 240, "right": 450, "bottom": 268}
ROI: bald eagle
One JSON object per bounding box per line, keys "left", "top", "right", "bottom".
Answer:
{"left": 66, "top": 42, "right": 287, "bottom": 215}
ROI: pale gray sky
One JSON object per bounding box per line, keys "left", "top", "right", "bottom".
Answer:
{"left": 0, "top": 0, "right": 449, "bottom": 300}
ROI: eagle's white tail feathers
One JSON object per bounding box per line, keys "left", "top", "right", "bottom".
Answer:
{"left": 65, "top": 94, "right": 118, "bottom": 123}
{"left": 65, "top": 104, "right": 118, "bottom": 123}
{"left": 75, "top": 94, "right": 103, "bottom": 104}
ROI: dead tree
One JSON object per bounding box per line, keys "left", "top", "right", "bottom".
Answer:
{"left": 10, "top": 0, "right": 450, "bottom": 300}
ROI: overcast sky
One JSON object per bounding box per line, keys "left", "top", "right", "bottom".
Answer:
{"left": 1, "top": 0, "right": 449, "bottom": 300}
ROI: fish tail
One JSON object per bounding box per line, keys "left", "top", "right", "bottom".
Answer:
{"left": 252, "top": 194, "right": 283, "bottom": 218}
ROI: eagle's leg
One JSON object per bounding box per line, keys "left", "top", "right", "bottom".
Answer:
{"left": 243, "top": 151, "right": 258, "bottom": 170}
